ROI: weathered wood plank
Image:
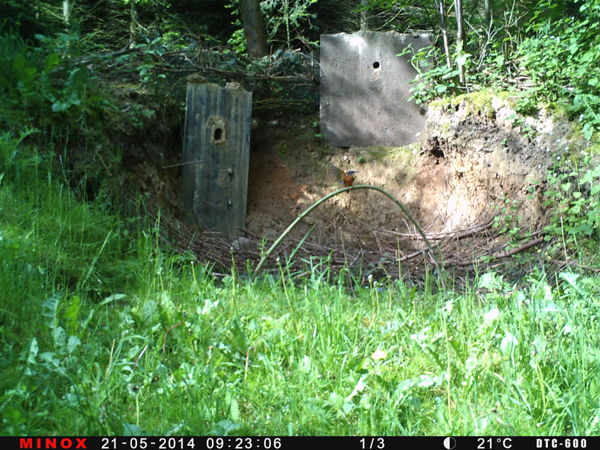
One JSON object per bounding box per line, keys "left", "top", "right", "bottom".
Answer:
{"left": 183, "top": 80, "right": 252, "bottom": 236}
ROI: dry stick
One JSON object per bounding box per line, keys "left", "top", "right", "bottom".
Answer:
{"left": 372, "top": 230, "right": 384, "bottom": 255}
{"left": 244, "top": 346, "right": 254, "bottom": 381}
{"left": 399, "top": 243, "right": 441, "bottom": 262}
{"left": 162, "top": 319, "right": 186, "bottom": 353}
{"left": 493, "top": 237, "right": 545, "bottom": 258}
{"left": 132, "top": 345, "right": 148, "bottom": 372}
{"left": 550, "top": 259, "right": 600, "bottom": 273}
{"left": 389, "top": 218, "right": 496, "bottom": 240}
{"left": 161, "top": 159, "right": 204, "bottom": 169}
{"left": 252, "top": 185, "right": 440, "bottom": 283}
{"left": 106, "top": 339, "right": 115, "bottom": 380}
{"left": 338, "top": 208, "right": 367, "bottom": 247}
{"left": 455, "top": 236, "right": 545, "bottom": 267}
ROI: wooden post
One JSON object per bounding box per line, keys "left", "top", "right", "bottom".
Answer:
{"left": 182, "top": 77, "right": 252, "bottom": 236}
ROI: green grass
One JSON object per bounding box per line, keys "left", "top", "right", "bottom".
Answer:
{"left": 1, "top": 133, "right": 600, "bottom": 436}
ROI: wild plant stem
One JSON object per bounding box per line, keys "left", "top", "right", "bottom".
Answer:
{"left": 253, "top": 185, "right": 440, "bottom": 281}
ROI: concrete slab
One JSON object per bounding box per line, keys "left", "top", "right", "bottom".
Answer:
{"left": 320, "top": 31, "right": 432, "bottom": 147}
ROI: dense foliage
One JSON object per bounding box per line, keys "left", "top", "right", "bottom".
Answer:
{"left": 410, "top": 0, "right": 600, "bottom": 141}
{"left": 2, "top": 1, "right": 599, "bottom": 137}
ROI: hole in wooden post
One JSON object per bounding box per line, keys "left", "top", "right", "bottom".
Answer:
{"left": 372, "top": 61, "right": 380, "bottom": 69}
{"left": 208, "top": 116, "right": 227, "bottom": 144}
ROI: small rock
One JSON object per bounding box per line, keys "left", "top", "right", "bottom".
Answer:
{"left": 231, "top": 237, "right": 255, "bottom": 252}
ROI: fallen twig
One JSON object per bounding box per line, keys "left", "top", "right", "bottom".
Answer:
{"left": 162, "top": 318, "right": 186, "bottom": 353}
{"left": 452, "top": 236, "right": 545, "bottom": 267}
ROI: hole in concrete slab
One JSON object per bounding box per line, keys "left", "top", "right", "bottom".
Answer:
{"left": 372, "top": 61, "right": 380, "bottom": 69}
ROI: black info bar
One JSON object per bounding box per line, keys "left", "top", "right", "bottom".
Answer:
{"left": 9, "top": 436, "right": 596, "bottom": 450}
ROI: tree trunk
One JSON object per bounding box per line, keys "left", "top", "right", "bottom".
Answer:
{"left": 454, "top": 0, "right": 465, "bottom": 84}
{"left": 484, "top": 0, "right": 492, "bottom": 31}
{"left": 63, "top": 0, "right": 70, "bottom": 25}
{"left": 360, "top": 0, "right": 368, "bottom": 31}
{"left": 437, "top": 0, "right": 451, "bottom": 69}
{"left": 130, "top": 1, "right": 138, "bottom": 46}
{"left": 239, "top": 0, "right": 268, "bottom": 58}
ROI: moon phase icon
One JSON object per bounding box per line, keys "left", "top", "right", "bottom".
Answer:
{"left": 443, "top": 437, "right": 456, "bottom": 449}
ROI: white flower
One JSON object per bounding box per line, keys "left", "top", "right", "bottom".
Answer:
{"left": 371, "top": 350, "right": 387, "bottom": 360}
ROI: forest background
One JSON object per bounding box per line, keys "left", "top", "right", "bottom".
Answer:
{"left": 1, "top": 0, "right": 600, "bottom": 437}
